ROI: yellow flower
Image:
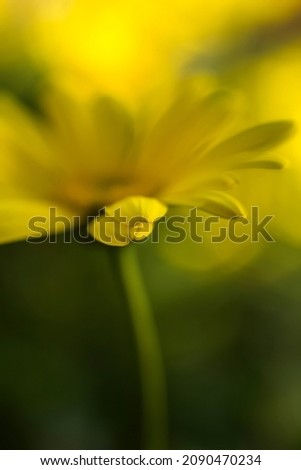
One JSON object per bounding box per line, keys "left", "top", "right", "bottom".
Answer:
{"left": 3, "top": 0, "right": 299, "bottom": 104}
{"left": 0, "top": 81, "right": 293, "bottom": 246}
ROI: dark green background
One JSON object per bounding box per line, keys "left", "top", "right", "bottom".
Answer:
{"left": 1, "top": 239, "right": 301, "bottom": 449}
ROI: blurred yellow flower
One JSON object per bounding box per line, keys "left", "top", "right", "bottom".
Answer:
{"left": 2, "top": 0, "right": 300, "bottom": 104}
{"left": 0, "top": 81, "right": 293, "bottom": 246}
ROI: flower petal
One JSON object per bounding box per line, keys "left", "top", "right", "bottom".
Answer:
{"left": 0, "top": 199, "right": 74, "bottom": 244}
{"left": 42, "top": 89, "right": 134, "bottom": 174}
{"left": 0, "top": 95, "right": 55, "bottom": 170}
{"left": 232, "top": 156, "right": 287, "bottom": 170}
{"left": 140, "top": 89, "right": 238, "bottom": 173}
{"left": 160, "top": 172, "right": 239, "bottom": 205}
{"left": 89, "top": 216, "right": 130, "bottom": 246}
{"left": 89, "top": 196, "right": 167, "bottom": 245}
{"left": 92, "top": 96, "right": 134, "bottom": 162}
{"left": 105, "top": 196, "right": 167, "bottom": 222}
{"left": 203, "top": 121, "right": 294, "bottom": 161}
{"left": 198, "top": 191, "right": 247, "bottom": 218}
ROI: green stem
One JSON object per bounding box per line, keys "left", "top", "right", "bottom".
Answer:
{"left": 118, "top": 244, "right": 168, "bottom": 449}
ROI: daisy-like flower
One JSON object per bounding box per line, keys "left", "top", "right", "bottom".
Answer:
{"left": 0, "top": 82, "right": 293, "bottom": 246}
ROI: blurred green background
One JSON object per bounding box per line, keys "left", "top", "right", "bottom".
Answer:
{"left": 1, "top": 238, "right": 301, "bottom": 449}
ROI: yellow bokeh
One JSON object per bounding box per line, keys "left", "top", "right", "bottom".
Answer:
{"left": 1, "top": 0, "right": 300, "bottom": 104}
{"left": 225, "top": 40, "right": 301, "bottom": 247}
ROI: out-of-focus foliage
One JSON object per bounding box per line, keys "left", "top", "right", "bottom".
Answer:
{"left": 1, "top": 240, "right": 301, "bottom": 449}
{"left": 0, "top": 3, "right": 44, "bottom": 107}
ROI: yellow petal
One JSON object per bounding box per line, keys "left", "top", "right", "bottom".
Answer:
{"left": 0, "top": 95, "right": 73, "bottom": 199}
{"left": 204, "top": 121, "right": 294, "bottom": 161}
{"left": 198, "top": 191, "right": 247, "bottom": 218}
{"left": 202, "top": 174, "right": 239, "bottom": 190}
{"left": 89, "top": 216, "right": 130, "bottom": 246}
{"left": 232, "top": 156, "right": 287, "bottom": 170}
{"left": 89, "top": 196, "right": 167, "bottom": 245}
{"left": 0, "top": 94, "right": 54, "bottom": 168}
{"left": 105, "top": 196, "right": 167, "bottom": 222}
{"left": 140, "top": 88, "right": 237, "bottom": 171}
{"left": 160, "top": 172, "right": 239, "bottom": 205}
{"left": 42, "top": 88, "right": 134, "bottom": 174}
{"left": 92, "top": 95, "right": 134, "bottom": 162}
{"left": 0, "top": 199, "right": 74, "bottom": 244}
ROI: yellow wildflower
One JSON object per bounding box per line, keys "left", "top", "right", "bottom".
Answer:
{"left": 0, "top": 82, "right": 293, "bottom": 246}
{"left": 2, "top": 0, "right": 300, "bottom": 104}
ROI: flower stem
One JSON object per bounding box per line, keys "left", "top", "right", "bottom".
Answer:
{"left": 118, "top": 245, "right": 168, "bottom": 449}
